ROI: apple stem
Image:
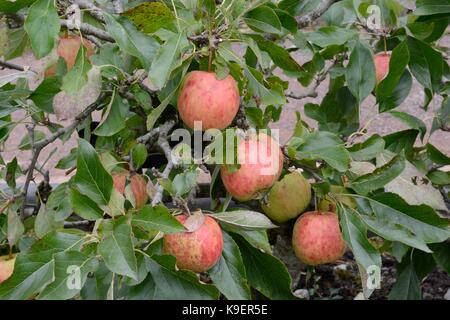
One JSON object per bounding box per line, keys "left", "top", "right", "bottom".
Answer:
{"left": 383, "top": 36, "right": 387, "bottom": 54}
{"left": 8, "top": 246, "right": 12, "bottom": 260}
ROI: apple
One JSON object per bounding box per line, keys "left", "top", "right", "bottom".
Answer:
{"left": 292, "top": 211, "right": 346, "bottom": 265}
{"left": 177, "top": 71, "right": 240, "bottom": 130}
{"left": 374, "top": 52, "right": 390, "bottom": 85}
{"left": 261, "top": 171, "right": 311, "bottom": 223}
{"left": 0, "top": 255, "right": 16, "bottom": 284}
{"left": 130, "top": 174, "right": 149, "bottom": 209}
{"left": 318, "top": 185, "right": 357, "bottom": 213}
{"left": 45, "top": 35, "right": 95, "bottom": 77}
{"left": 163, "top": 215, "right": 223, "bottom": 272}
{"left": 112, "top": 171, "right": 149, "bottom": 209}
{"left": 221, "top": 132, "right": 283, "bottom": 201}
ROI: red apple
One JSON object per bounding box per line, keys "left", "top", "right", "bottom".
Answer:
{"left": 0, "top": 255, "right": 16, "bottom": 284}
{"left": 374, "top": 52, "right": 390, "bottom": 85}
{"left": 45, "top": 35, "right": 95, "bottom": 77}
{"left": 177, "top": 71, "right": 240, "bottom": 130}
{"left": 163, "top": 215, "right": 223, "bottom": 272}
{"left": 130, "top": 174, "right": 149, "bottom": 209}
{"left": 221, "top": 132, "right": 283, "bottom": 201}
{"left": 292, "top": 211, "right": 346, "bottom": 265}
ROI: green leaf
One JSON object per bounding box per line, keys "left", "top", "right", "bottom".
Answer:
{"left": 172, "top": 170, "right": 198, "bottom": 197}
{"left": 426, "top": 143, "right": 450, "bottom": 165}
{"left": 377, "top": 150, "right": 447, "bottom": 211}
{"left": 0, "top": 231, "right": 84, "bottom": 299}
{"left": 415, "top": 0, "right": 450, "bottom": 15}
{"left": 383, "top": 129, "right": 418, "bottom": 153}
{"left": 103, "top": 14, "right": 160, "bottom": 70}
{"left": 146, "top": 255, "right": 220, "bottom": 300}
{"left": 0, "top": 0, "right": 36, "bottom": 13}
{"left": 24, "top": 0, "right": 60, "bottom": 58}
{"left": 38, "top": 252, "right": 98, "bottom": 300}
{"left": 345, "top": 40, "right": 375, "bottom": 102}
{"left": 146, "top": 86, "right": 177, "bottom": 130}
{"left": 306, "top": 26, "right": 357, "bottom": 47}
{"left": 208, "top": 232, "right": 251, "bottom": 300}
{"left": 387, "top": 111, "right": 426, "bottom": 141}
{"left": 29, "top": 76, "right": 61, "bottom": 113}
{"left": 294, "top": 130, "right": 351, "bottom": 172}
{"left": 121, "top": 2, "right": 175, "bottom": 34}
{"left": 73, "top": 139, "right": 113, "bottom": 206}
{"left": 222, "top": 224, "right": 272, "bottom": 253}
{"left": 4, "top": 27, "right": 29, "bottom": 60}
{"left": 131, "top": 143, "right": 148, "bottom": 168}
{"left": 388, "top": 261, "right": 421, "bottom": 300}
{"left": 353, "top": 193, "right": 450, "bottom": 252}
{"left": 348, "top": 134, "right": 385, "bottom": 161}
{"left": 94, "top": 93, "right": 128, "bottom": 137}
{"left": 249, "top": 35, "right": 303, "bottom": 72}
{"left": 210, "top": 210, "right": 278, "bottom": 230}
{"left": 376, "top": 41, "right": 410, "bottom": 111}
{"left": 244, "top": 5, "right": 282, "bottom": 35}
{"left": 304, "top": 87, "right": 359, "bottom": 136}
{"left": 339, "top": 207, "right": 381, "bottom": 298}
{"left": 430, "top": 243, "right": 450, "bottom": 274}
{"left": 46, "top": 183, "right": 72, "bottom": 221}
{"left": 69, "top": 187, "right": 104, "bottom": 221}
{"left": 349, "top": 152, "right": 405, "bottom": 195}
{"left": 98, "top": 219, "right": 138, "bottom": 280}
{"left": 5, "top": 157, "right": 18, "bottom": 189}
{"left": 148, "top": 31, "right": 189, "bottom": 89}
{"left": 61, "top": 44, "right": 92, "bottom": 95}
{"left": 378, "top": 70, "right": 412, "bottom": 113}
{"left": 34, "top": 206, "right": 63, "bottom": 239}
{"left": 132, "top": 205, "right": 185, "bottom": 234}
{"left": 407, "top": 36, "right": 443, "bottom": 93}
{"left": 217, "top": 42, "right": 285, "bottom": 106}
{"left": 233, "top": 234, "right": 295, "bottom": 300}
{"left": 7, "top": 208, "right": 24, "bottom": 247}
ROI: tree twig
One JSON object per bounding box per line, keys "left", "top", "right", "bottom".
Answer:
{"left": 0, "top": 59, "right": 31, "bottom": 72}
{"left": 151, "top": 121, "right": 176, "bottom": 205}
{"left": 71, "top": 0, "right": 106, "bottom": 23}
{"left": 60, "top": 19, "right": 115, "bottom": 42}
{"left": 296, "top": 0, "right": 337, "bottom": 28}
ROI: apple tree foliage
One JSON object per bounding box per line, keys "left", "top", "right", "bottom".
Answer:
{"left": 0, "top": 0, "right": 449, "bottom": 300}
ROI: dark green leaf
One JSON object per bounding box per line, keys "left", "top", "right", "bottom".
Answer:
{"left": 103, "top": 14, "right": 160, "bottom": 70}
{"left": 146, "top": 255, "right": 220, "bottom": 300}
{"left": 349, "top": 152, "right": 405, "bottom": 195}
{"left": 244, "top": 5, "right": 282, "bottom": 35}
{"left": 132, "top": 205, "right": 185, "bottom": 234}
{"left": 94, "top": 93, "right": 129, "bottom": 137}
{"left": 69, "top": 187, "right": 104, "bottom": 221}
{"left": 345, "top": 40, "right": 375, "bottom": 102}
{"left": 209, "top": 232, "right": 251, "bottom": 300}
{"left": 209, "top": 210, "right": 278, "bottom": 230}
{"left": 61, "top": 44, "right": 92, "bottom": 95}
{"left": 73, "top": 139, "right": 113, "bottom": 206}
{"left": 98, "top": 219, "right": 138, "bottom": 280}
{"left": 415, "top": 0, "right": 450, "bottom": 15}
{"left": 233, "top": 234, "right": 295, "bottom": 300}
{"left": 30, "top": 76, "right": 61, "bottom": 113}
{"left": 24, "top": 0, "right": 60, "bottom": 58}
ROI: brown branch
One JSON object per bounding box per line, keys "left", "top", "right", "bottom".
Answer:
{"left": 0, "top": 59, "right": 34, "bottom": 73}
{"left": 60, "top": 19, "right": 115, "bottom": 42}
{"left": 296, "top": 0, "right": 337, "bottom": 28}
